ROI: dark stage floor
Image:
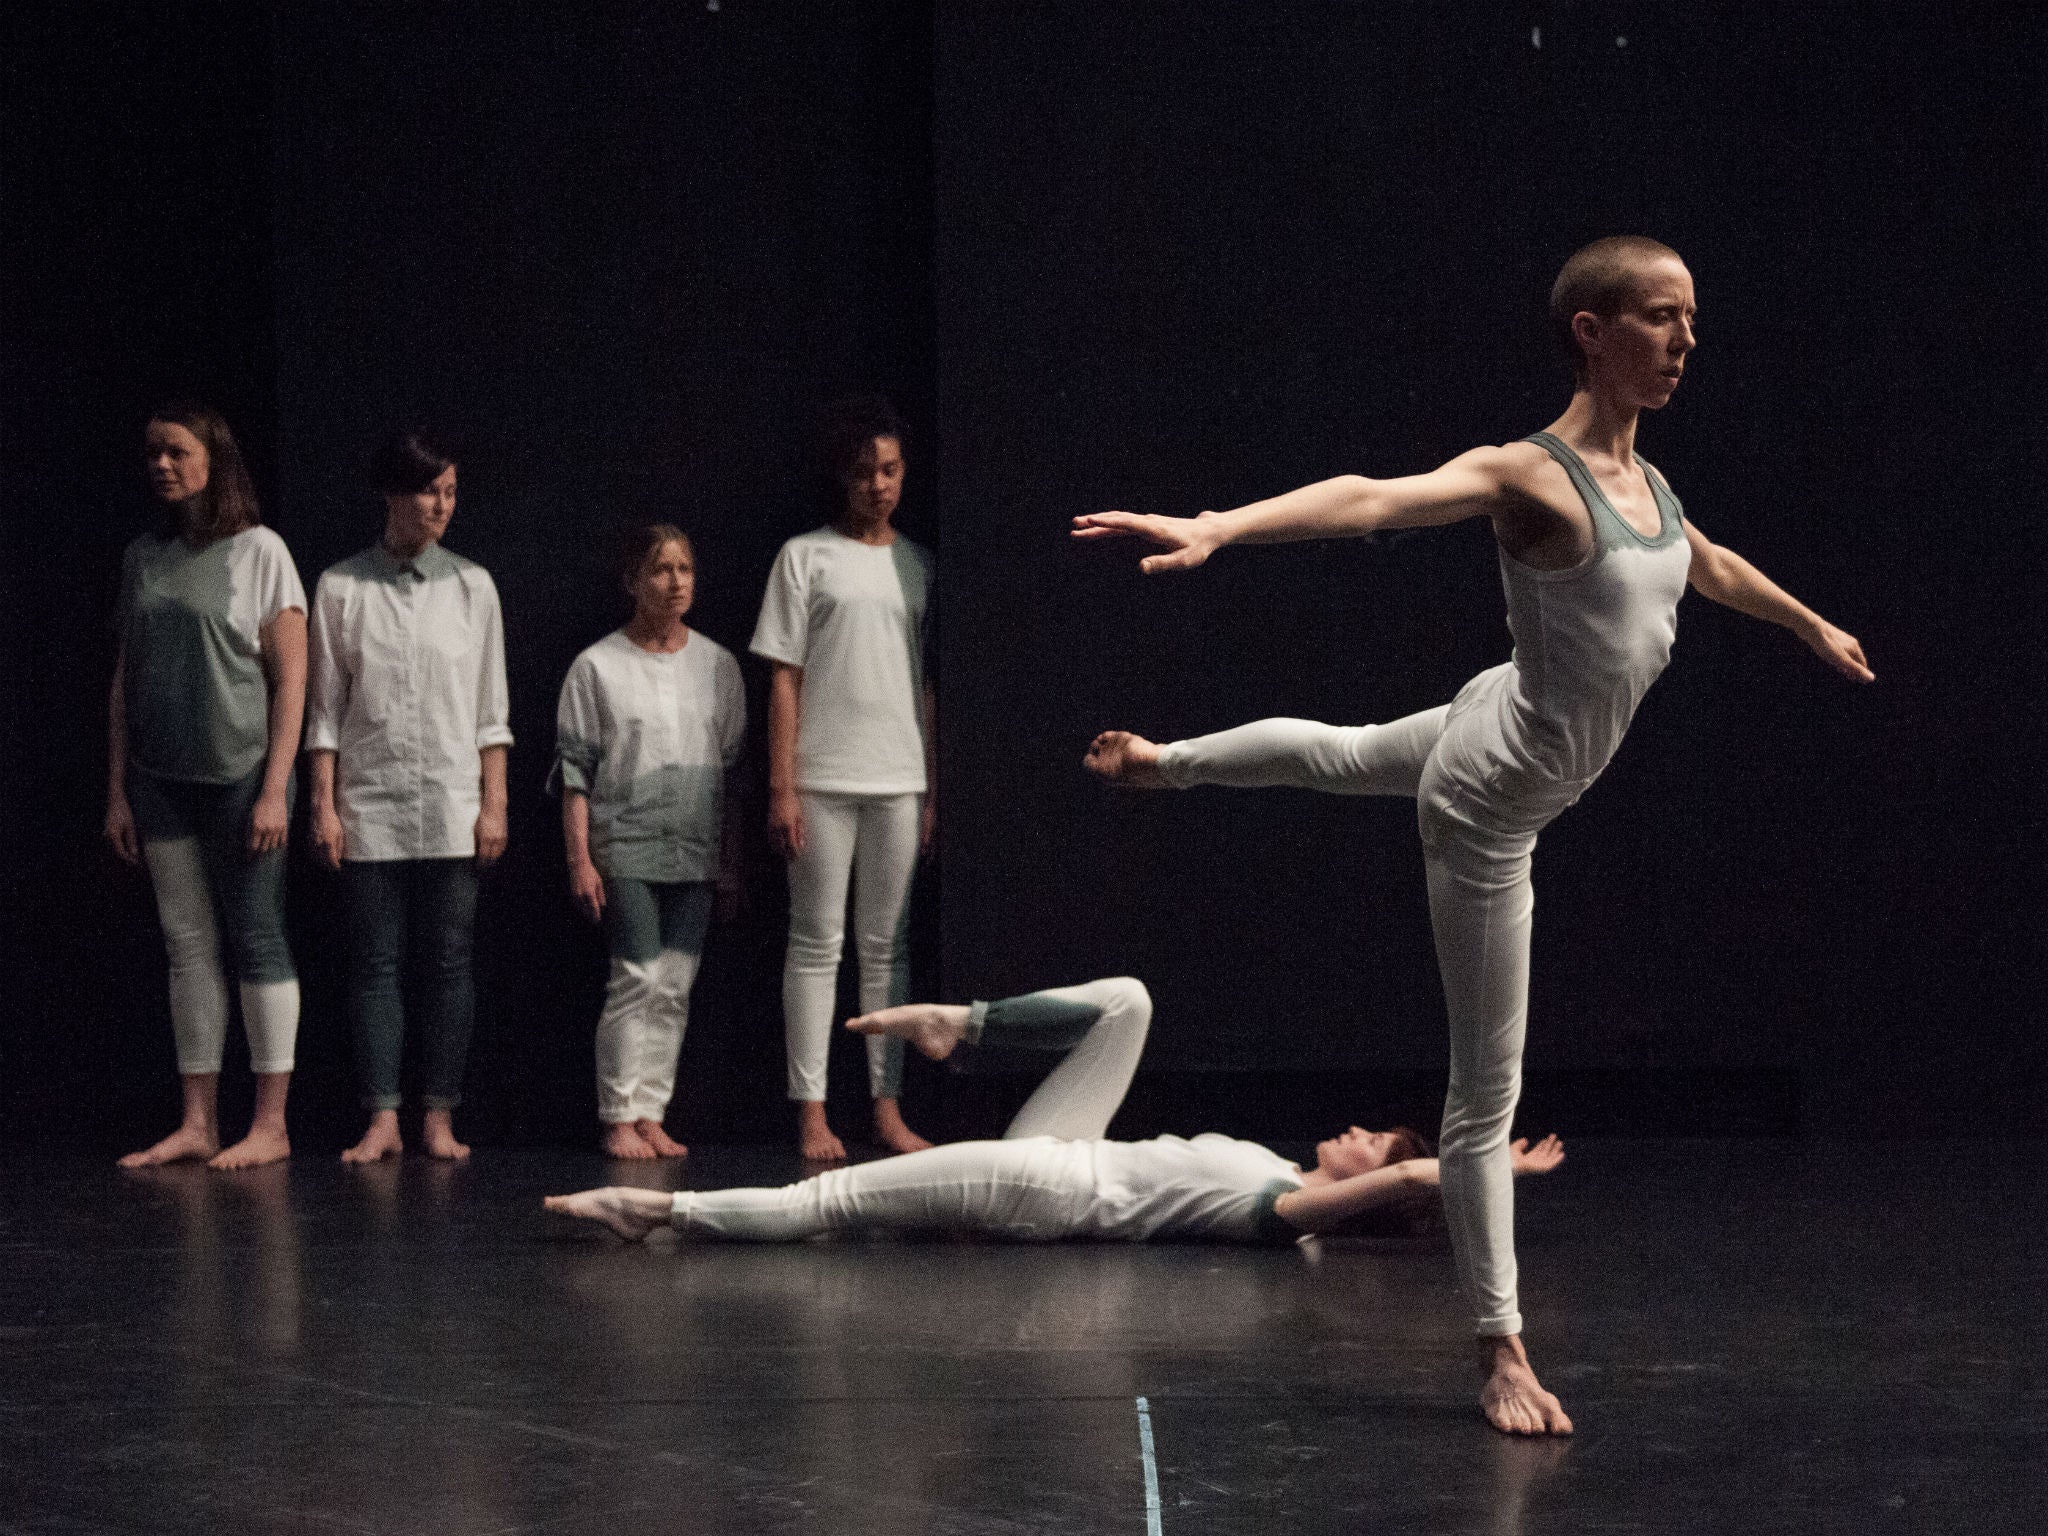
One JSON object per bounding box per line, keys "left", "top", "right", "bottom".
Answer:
{"left": 3, "top": 1140, "right": 2044, "bottom": 1534}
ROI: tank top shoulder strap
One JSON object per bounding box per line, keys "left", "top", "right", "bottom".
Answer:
{"left": 1524, "top": 431, "right": 1625, "bottom": 551}
{"left": 1633, "top": 454, "right": 1685, "bottom": 533}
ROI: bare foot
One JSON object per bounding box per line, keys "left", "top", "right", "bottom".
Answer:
{"left": 543, "top": 1187, "right": 671, "bottom": 1241}
{"left": 797, "top": 1101, "right": 847, "bottom": 1163}
{"left": 118, "top": 1123, "right": 219, "bottom": 1169}
{"left": 342, "top": 1111, "right": 404, "bottom": 1164}
{"left": 602, "top": 1122, "right": 657, "bottom": 1160}
{"left": 872, "top": 1096, "right": 933, "bottom": 1154}
{"left": 847, "top": 1002, "right": 971, "bottom": 1061}
{"left": 209, "top": 1124, "right": 291, "bottom": 1171}
{"left": 1084, "top": 730, "right": 1168, "bottom": 788}
{"left": 634, "top": 1119, "right": 688, "bottom": 1159}
{"left": 420, "top": 1108, "right": 471, "bottom": 1162}
{"left": 1478, "top": 1335, "right": 1574, "bottom": 1436}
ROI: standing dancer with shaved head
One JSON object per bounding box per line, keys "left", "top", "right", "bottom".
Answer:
{"left": 1076, "top": 238, "right": 1872, "bottom": 1434}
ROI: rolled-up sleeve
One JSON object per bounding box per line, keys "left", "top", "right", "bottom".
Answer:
{"left": 549, "top": 657, "right": 603, "bottom": 797}
{"left": 748, "top": 542, "right": 808, "bottom": 667}
{"left": 475, "top": 576, "right": 514, "bottom": 749}
{"left": 303, "top": 573, "right": 348, "bottom": 753}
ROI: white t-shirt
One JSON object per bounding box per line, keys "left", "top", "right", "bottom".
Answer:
{"left": 1077, "top": 1134, "right": 1305, "bottom": 1243}
{"left": 551, "top": 629, "right": 746, "bottom": 883}
{"left": 305, "top": 543, "right": 513, "bottom": 861}
{"left": 749, "top": 527, "right": 931, "bottom": 796}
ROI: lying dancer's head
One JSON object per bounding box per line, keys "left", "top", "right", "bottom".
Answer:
{"left": 1310, "top": 1124, "right": 1442, "bottom": 1240}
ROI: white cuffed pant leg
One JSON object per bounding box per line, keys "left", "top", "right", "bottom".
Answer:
{"left": 239, "top": 979, "right": 299, "bottom": 1074}
{"left": 143, "top": 838, "right": 232, "bottom": 1075}
{"left": 672, "top": 1136, "right": 1095, "bottom": 1242}
{"left": 1002, "top": 977, "right": 1153, "bottom": 1140}
{"left": 783, "top": 791, "right": 922, "bottom": 1101}
{"left": 595, "top": 958, "right": 660, "bottom": 1124}
{"left": 630, "top": 948, "right": 701, "bottom": 1123}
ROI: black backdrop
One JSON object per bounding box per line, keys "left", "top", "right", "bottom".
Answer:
{"left": 4, "top": 2, "right": 2041, "bottom": 1149}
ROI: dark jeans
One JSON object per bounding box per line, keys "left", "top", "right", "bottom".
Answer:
{"left": 127, "top": 765, "right": 297, "bottom": 983}
{"left": 341, "top": 858, "right": 480, "bottom": 1111}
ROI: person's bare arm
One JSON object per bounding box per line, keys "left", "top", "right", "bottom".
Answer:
{"left": 251, "top": 609, "right": 307, "bottom": 854}
{"left": 105, "top": 650, "right": 139, "bottom": 864}
{"left": 766, "top": 662, "right": 805, "bottom": 859}
{"left": 1274, "top": 1136, "right": 1566, "bottom": 1234}
{"left": 562, "top": 790, "right": 604, "bottom": 923}
{"left": 307, "top": 749, "right": 345, "bottom": 868}
{"left": 1684, "top": 521, "right": 1873, "bottom": 682}
{"left": 1070, "top": 445, "right": 1531, "bottom": 574}
{"left": 475, "top": 745, "right": 509, "bottom": 865}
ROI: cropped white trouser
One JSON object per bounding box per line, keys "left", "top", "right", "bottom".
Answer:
{"left": 782, "top": 791, "right": 921, "bottom": 1101}
{"left": 674, "top": 978, "right": 1152, "bottom": 1239}
{"left": 142, "top": 839, "right": 299, "bottom": 1076}
{"left": 1158, "top": 704, "right": 1558, "bottom": 1338}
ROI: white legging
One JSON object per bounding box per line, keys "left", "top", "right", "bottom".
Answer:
{"left": 142, "top": 839, "right": 299, "bottom": 1076}
{"left": 675, "top": 977, "right": 1152, "bottom": 1239}
{"left": 783, "top": 791, "right": 921, "bottom": 1101}
{"left": 1160, "top": 706, "right": 1556, "bottom": 1338}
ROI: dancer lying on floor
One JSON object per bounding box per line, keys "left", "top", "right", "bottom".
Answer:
{"left": 545, "top": 978, "right": 1563, "bottom": 1278}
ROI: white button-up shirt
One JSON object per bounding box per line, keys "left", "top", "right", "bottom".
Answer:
{"left": 306, "top": 542, "right": 513, "bottom": 861}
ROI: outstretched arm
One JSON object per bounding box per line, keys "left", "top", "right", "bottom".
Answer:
{"left": 1072, "top": 446, "right": 1526, "bottom": 574}
{"left": 1275, "top": 1136, "right": 1565, "bottom": 1235}
{"left": 1685, "top": 521, "right": 1873, "bottom": 682}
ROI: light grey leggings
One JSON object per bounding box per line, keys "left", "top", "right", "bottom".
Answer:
{"left": 1160, "top": 706, "right": 1546, "bottom": 1338}
{"left": 672, "top": 977, "right": 1152, "bottom": 1240}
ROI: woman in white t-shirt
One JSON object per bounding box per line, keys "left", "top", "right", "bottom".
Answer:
{"left": 751, "top": 397, "right": 935, "bottom": 1162}
{"left": 105, "top": 402, "right": 308, "bottom": 1171}
{"left": 546, "top": 976, "right": 1565, "bottom": 1243}
{"left": 554, "top": 525, "right": 746, "bottom": 1161}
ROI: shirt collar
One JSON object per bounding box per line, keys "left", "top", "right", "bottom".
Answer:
{"left": 377, "top": 541, "right": 450, "bottom": 580}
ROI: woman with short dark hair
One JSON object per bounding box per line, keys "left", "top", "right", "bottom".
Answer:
{"left": 1076, "top": 238, "right": 1870, "bottom": 1434}
{"left": 305, "top": 430, "right": 512, "bottom": 1162}
{"left": 107, "top": 402, "right": 307, "bottom": 1170}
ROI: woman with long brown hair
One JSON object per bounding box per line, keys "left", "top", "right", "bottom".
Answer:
{"left": 107, "top": 402, "right": 307, "bottom": 1170}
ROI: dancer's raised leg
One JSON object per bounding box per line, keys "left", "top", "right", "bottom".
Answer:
{"left": 852, "top": 976, "right": 1152, "bottom": 1141}
{"left": 1091, "top": 706, "right": 1450, "bottom": 796}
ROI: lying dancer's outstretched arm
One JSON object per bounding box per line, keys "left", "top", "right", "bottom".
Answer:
{"left": 1274, "top": 1135, "right": 1566, "bottom": 1236}
{"left": 1070, "top": 448, "right": 1532, "bottom": 573}
{"left": 1681, "top": 520, "right": 1872, "bottom": 681}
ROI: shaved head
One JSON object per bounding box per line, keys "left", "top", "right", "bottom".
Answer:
{"left": 1550, "top": 236, "right": 1685, "bottom": 380}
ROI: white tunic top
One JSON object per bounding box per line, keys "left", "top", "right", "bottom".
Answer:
{"left": 749, "top": 527, "right": 931, "bottom": 796}
{"left": 305, "top": 543, "right": 513, "bottom": 860}
{"left": 1071, "top": 1133, "right": 1304, "bottom": 1243}
{"left": 551, "top": 629, "right": 746, "bottom": 883}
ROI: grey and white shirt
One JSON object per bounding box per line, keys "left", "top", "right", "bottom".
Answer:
{"left": 119, "top": 524, "right": 307, "bottom": 784}
{"left": 749, "top": 527, "right": 931, "bottom": 796}
{"left": 305, "top": 542, "right": 513, "bottom": 861}
{"left": 551, "top": 629, "right": 746, "bottom": 883}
